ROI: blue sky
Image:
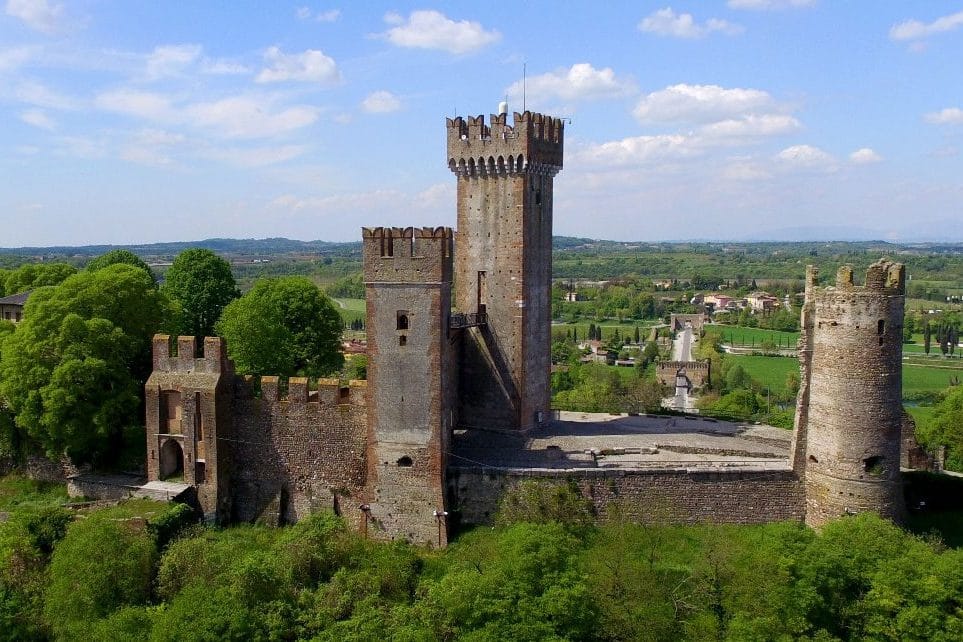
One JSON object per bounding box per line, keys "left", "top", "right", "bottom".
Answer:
{"left": 2, "top": 1, "right": 963, "bottom": 246}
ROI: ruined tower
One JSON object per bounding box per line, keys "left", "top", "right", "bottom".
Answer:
{"left": 362, "top": 226, "right": 455, "bottom": 545}
{"left": 446, "top": 111, "right": 564, "bottom": 431}
{"left": 792, "top": 259, "right": 907, "bottom": 527}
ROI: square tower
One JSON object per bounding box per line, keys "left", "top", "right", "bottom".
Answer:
{"left": 362, "top": 226, "right": 455, "bottom": 546}
{"left": 446, "top": 111, "right": 564, "bottom": 431}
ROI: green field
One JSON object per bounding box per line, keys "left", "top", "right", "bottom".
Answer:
{"left": 729, "top": 355, "right": 797, "bottom": 395}
{"left": 727, "top": 354, "right": 962, "bottom": 400}
{"left": 333, "top": 298, "right": 366, "bottom": 326}
{"left": 705, "top": 325, "right": 799, "bottom": 349}
{"left": 551, "top": 321, "right": 653, "bottom": 341}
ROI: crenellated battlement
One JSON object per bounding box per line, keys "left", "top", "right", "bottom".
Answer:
{"left": 446, "top": 111, "right": 563, "bottom": 178}
{"left": 152, "top": 334, "right": 231, "bottom": 374}
{"left": 234, "top": 374, "right": 366, "bottom": 406}
{"left": 809, "top": 259, "right": 905, "bottom": 296}
{"left": 362, "top": 226, "right": 453, "bottom": 283}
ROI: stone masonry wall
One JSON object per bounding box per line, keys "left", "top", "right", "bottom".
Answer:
{"left": 229, "top": 376, "right": 367, "bottom": 528}
{"left": 798, "top": 261, "right": 907, "bottom": 527}
{"left": 449, "top": 112, "right": 563, "bottom": 432}
{"left": 448, "top": 466, "right": 805, "bottom": 527}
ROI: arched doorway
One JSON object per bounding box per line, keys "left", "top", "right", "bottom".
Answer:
{"left": 159, "top": 439, "right": 184, "bottom": 480}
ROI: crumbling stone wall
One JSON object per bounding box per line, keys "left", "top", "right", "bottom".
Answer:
{"left": 448, "top": 112, "right": 563, "bottom": 432}
{"left": 447, "top": 466, "right": 805, "bottom": 526}
{"left": 793, "top": 261, "right": 907, "bottom": 527}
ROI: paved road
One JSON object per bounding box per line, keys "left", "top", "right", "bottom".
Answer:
{"left": 672, "top": 324, "right": 694, "bottom": 361}
{"left": 665, "top": 323, "right": 696, "bottom": 412}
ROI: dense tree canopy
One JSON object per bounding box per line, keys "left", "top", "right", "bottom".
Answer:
{"left": 2, "top": 263, "right": 76, "bottom": 297}
{"left": 161, "top": 248, "right": 239, "bottom": 338}
{"left": 86, "top": 249, "right": 156, "bottom": 283}
{"left": 918, "top": 385, "right": 963, "bottom": 471}
{"left": 0, "top": 264, "right": 171, "bottom": 463}
{"left": 216, "top": 276, "right": 343, "bottom": 377}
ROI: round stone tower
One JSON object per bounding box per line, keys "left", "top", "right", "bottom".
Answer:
{"left": 793, "top": 259, "right": 907, "bottom": 527}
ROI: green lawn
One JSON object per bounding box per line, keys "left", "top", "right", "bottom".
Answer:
{"left": 903, "top": 364, "right": 963, "bottom": 397}
{"left": 332, "top": 298, "right": 366, "bottom": 312}
{"left": 333, "top": 298, "right": 366, "bottom": 326}
{"left": 729, "top": 355, "right": 797, "bottom": 396}
{"left": 705, "top": 325, "right": 799, "bottom": 349}
{"left": 724, "top": 355, "right": 961, "bottom": 400}
{"left": 552, "top": 321, "right": 653, "bottom": 342}
{"left": 0, "top": 475, "right": 68, "bottom": 512}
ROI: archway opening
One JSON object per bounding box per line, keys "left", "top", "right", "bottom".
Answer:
{"left": 159, "top": 439, "right": 184, "bottom": 480}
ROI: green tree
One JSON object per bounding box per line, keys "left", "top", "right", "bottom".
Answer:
{"left": 216, "top": 276, "right": 343, "bottom": 377}
{"left": 3, "top": 263, "right": 76, "bottom": 295}
{"left": 917, "top": 384, "right": 963, "bottom": 471}
{"left": 162, "top": 249, "right": 239, "bottom": 338}
{"left": 86, "top": 249, "right": 155, "bottom": 283}
{"left": 44, "top": 517, "right": 157, "bottom": 640}
{"left": 0, "top": 265, "right": 170, "bottom": 463}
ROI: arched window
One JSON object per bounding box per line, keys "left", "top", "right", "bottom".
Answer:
{"left": 397, "top": 456, "right": 413, "bottom": 467}
{"left": 397, "top": 311, "right": 409, "bottom": 330}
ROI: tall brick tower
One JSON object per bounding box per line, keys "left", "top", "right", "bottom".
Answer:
{"left": 446, "top": 110, "right": 564, "bottom": 431}
{"left": 362, "top": 226, "right": 455, "bottom": 546}
{"left": 792, "top": 259, "right": 907, "bottom": 527}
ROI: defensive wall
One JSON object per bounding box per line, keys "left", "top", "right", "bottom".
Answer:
{"left": 146, "top": 334, "right": 370, "bottom": 530}
{"left": 447, "top": 465, "right": 804, "bottom": 526}
{"left": 656, "top": 360, "right": 711, "bottom": 389}
{"left": 670, "top": 313, "right": 707, "bottom": 333}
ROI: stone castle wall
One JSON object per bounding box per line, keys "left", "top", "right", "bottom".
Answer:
{"left": 448, "top": 466, "right": 804, "bottom": 526}
{"left": 657, "top": 360, "right": 711, "bottom": 388}
{"left": 228, "top": 376, "right": 368, "bottom": 528}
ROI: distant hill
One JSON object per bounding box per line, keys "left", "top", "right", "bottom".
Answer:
{"left": 2, "top": 236, "right": 963, "bottom": 262}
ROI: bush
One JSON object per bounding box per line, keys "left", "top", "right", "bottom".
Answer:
{"left": 44, "top": 517, "right": 156, "bottom": 640}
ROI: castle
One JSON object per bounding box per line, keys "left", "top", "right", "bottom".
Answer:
{"left": 144, "top": 109, "right": 917, "bottom": 545}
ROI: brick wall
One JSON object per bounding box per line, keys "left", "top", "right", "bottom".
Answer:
{"left": 447, "top": 466, "right": 805, "bottom": 527}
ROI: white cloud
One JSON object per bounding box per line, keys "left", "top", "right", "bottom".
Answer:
{"left": 145, "top": 44, "right": 202, "bottom": 80}
{"left": 201, "top": 59, "right": 249, "bottom": 75}
{"left": 638, "top": 7, "right": 743, "bottom": 39}
{"left": 699, "top": 114, "right": 800, "bottom": 139}
{"left": 5, "top": 0, "right": 64, "bottom": 34}
{"left": 185, "top": 97, "right": 319, "bottom": 138}
{"left": 297, "top": 7, "right": 340, "bottom": 22}
{"left": 633, "top": 84, "right": 777, "bottom": 124}
{"left": 574, "top": 133, "right": 702, "bottom": 167}
{"left": 849, "top": 148, "right": 882, "bottom": 164}
{"left": 925, "top": 107, "right": 963, "bottom": 125}
{"left": 255, "top": 46, "right": 340, "bottom": 84}
{"left": 361, "top": 90, "right": 401, "bottom": 113}
{"left": 776, "top": 144, "right": 836, "bottom": 170}
{"left": 96, "top": 89, "right": 173, "bottom": 121}
{"left": 720, "top": 158, "right": 772, "bottom": 181}
{"left": 505, "top": 63, "right": 635, "bottom": 104}
{"left": 19, "top": 108, "right": 54, "bottom": 129}
{"left": 727, "top": 0, "right": 815, "bottom": 10}
{"left": 890, "top": 11, "right": 963, "bottom": 41}
{"left": 15, "top": 80, "right": 77, "bottom": 110}
{"left": 96, "top": 89, "right": 320, "bottom": 139}
{"left": 381, "top": 10, "right": 500, "bottom": 54}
